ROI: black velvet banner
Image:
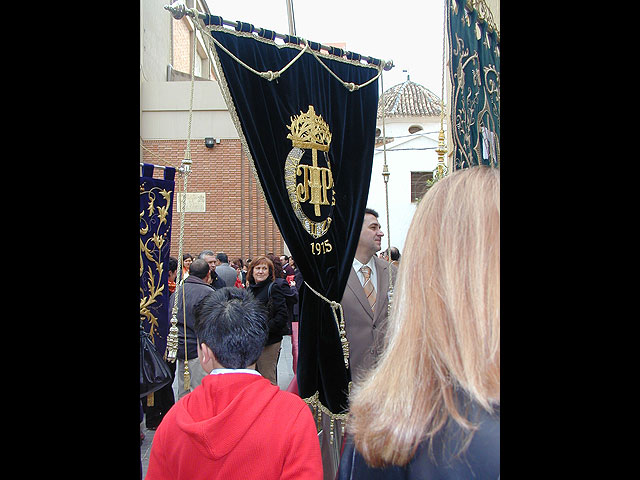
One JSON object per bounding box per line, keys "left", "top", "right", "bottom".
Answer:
{"left": 207, "top": 21, "right": 380, "bottom": 413}
{"left": 140, "top": 164, "right": 176, "bottom": 357}
{"left": 448, "top": 0, "right": 500, "bottom": 169}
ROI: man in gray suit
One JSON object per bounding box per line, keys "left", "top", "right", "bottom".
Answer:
{"left": 341, "top": 207, "right": 397, "bottom": 384}
{"left": 320, "top": 208, "right": 398, "bottom": 480}
{"left": 213, "top": 252, "right": 238, "bottom": 287}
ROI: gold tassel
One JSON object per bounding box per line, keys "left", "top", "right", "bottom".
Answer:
{"left": 146, "top": 392, "right": 154, "bottom": 407}
{"left": 329, "top": 416, "right": 335, "bottom": 445}
{"left": 316, "top": 401, "right": 322, "bottom": 433}
{"left": 339, "top": 324, "right": 349, "bottom": 369}
{"left": 165, "top": 312, "right": 179, "bottom": 362}
{"left": 184, "top": 361, "right": 191, "bottom": 391}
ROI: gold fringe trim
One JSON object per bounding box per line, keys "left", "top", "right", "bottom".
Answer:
{"left": 302, "top": 389, "right": 351, "bottom": 445}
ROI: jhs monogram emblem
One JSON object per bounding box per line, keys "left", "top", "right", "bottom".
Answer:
{"left": 284, "top": 105, "right": 335, "bottom": 241}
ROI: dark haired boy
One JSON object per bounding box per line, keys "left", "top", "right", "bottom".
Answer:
{"left": 147, "top": 287, "right": 322, "bottom": 480}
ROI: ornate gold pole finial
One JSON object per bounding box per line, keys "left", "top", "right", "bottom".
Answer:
{"left": 432, "top": 0, "right": 449, "bottom": 182}
{"left": 434, "top": 127, "right": 448, "bottom": 181}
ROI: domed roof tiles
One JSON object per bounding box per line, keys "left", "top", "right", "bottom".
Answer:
{"left": 377, "top": 77, "right": 442, "bottom": 118}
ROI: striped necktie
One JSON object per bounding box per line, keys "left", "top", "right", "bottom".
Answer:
{"left": 361, "top": 265, "right": 376, "bottom": 312}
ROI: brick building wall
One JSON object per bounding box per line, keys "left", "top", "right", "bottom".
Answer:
{"left": 141, "top": 138, "right": 285, "bottom": 265}
{"left": 172, "top": 18, "right": 191, "bottom": 74}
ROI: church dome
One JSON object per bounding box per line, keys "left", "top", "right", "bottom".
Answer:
{"left": 377, "top": 77, "right": 442, "bottom": 118}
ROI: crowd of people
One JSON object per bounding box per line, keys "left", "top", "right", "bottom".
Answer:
{"left": 142, "top": 165, "right": 500, "bottom": 479}
{"left": 142, "top": 251, "right": 303, "bottom": 429}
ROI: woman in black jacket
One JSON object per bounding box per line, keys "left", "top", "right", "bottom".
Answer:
{"left": 246, "top": 255, "right": 290, "bottom": 386}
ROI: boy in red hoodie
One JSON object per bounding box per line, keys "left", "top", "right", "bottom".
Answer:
{"left": 146, "top": 287, "right": 322, "bottom": 479}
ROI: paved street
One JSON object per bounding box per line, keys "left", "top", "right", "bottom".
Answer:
{"left": 140, "top": 335, "right": 295, "bottom": 478}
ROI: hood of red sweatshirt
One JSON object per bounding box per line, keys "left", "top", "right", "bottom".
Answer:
{"left": 174, "top": 373, "right": 280, "bottom": 459}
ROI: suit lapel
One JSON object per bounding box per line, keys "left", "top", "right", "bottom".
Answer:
{"left": 346, "top": 267, "right": 374, "bottom": 320}
{"left": 374, "top": 257, "right": 389, "bottom": 324}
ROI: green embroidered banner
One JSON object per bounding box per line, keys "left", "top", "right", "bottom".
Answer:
{"left": 448, "top": 0, "right": 500, "bottom": 169}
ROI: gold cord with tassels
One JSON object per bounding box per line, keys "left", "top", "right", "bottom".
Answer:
{"left": 181, "top": 18, "right": 199, "bottom": 391}
{"left": 302, "top": 280, "right": 349, "bottom": 369}
{"left": 186, "top": 9, "right": 390, "bottom": 92}
{"left": 166, "top": 16, "right": 198, "bottom": 397}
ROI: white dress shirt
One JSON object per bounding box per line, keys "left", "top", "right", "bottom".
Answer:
{"left": 209, "top": 368, "right": 262, "bottom": 376}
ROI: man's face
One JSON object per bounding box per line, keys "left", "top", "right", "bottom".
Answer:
{"left": 202, "top": 254, "right": 217, "bottom": 272}
{"left": 280, "top": 256, "right": 287, "bottom": 265}
{"left": 359, "top": 213, "right": 384, "bottom": 258}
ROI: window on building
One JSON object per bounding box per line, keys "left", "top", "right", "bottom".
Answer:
{"left": 194, "top": 51, "right": 203, "bottom": 77}
{"left": 410, "top": 171, "right": 433, "bottom": 203}
{"left": 408, "top": 125, "right": 423, "bottom": 134}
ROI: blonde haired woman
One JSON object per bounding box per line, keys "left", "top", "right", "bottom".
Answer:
{"left": 338, "top": 166, "right": 500, "bottom": 479}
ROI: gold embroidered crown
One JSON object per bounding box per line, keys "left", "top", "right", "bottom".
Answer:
{"left": 286, "top": 105, "right": 332, "bottom": 152}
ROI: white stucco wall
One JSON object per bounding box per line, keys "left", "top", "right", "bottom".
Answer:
{"left": 141, "top": 81, "right": 239, "bottom": 140}
{"left": 366, "top": 117, "right": 443, "bottom": 254}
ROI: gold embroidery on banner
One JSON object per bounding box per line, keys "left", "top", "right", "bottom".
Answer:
{"left": 287, "top": 105, "right": 332, "bottom": 151}
{"left": 448, "top": 0, "right": 500, "bottom": 170}
{"left": 140, "top": 184, "right": 173, "bottom": 342}
{"left": 451, "top": 30, "right": 500, "bottom": 169}
{"left": 206, "top": 22, "right": 380, "bottom": 220}
{"left": 285, "top": 106, "right": 335, "bottom": 241}
{"left": 465, "top": 0, "right": 500, "bottom": 41}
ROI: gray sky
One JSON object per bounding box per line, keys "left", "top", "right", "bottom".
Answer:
{"left": 208, "top": 0, "right": 447, "bottom": 96}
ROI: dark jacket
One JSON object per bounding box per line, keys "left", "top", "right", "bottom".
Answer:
{"left": 283, "top": 262, "right": 295, "bottom": 277}
{"left": 210, "top": 272, "right": 226, "bottom": 290}
{"left": 338, "top": 401, "right": 500, "bottom": 480}
{"left": 292, "top": 268, "right": 304, "bottom": 320}
{"left": 275, "top": 277, "right": 298, "bottom": 334}
{"left": 248, "top": 279, "right": 290, "bottom": 345}
{"left": 169, "top": 275, "right": 215, "bottom": 360}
